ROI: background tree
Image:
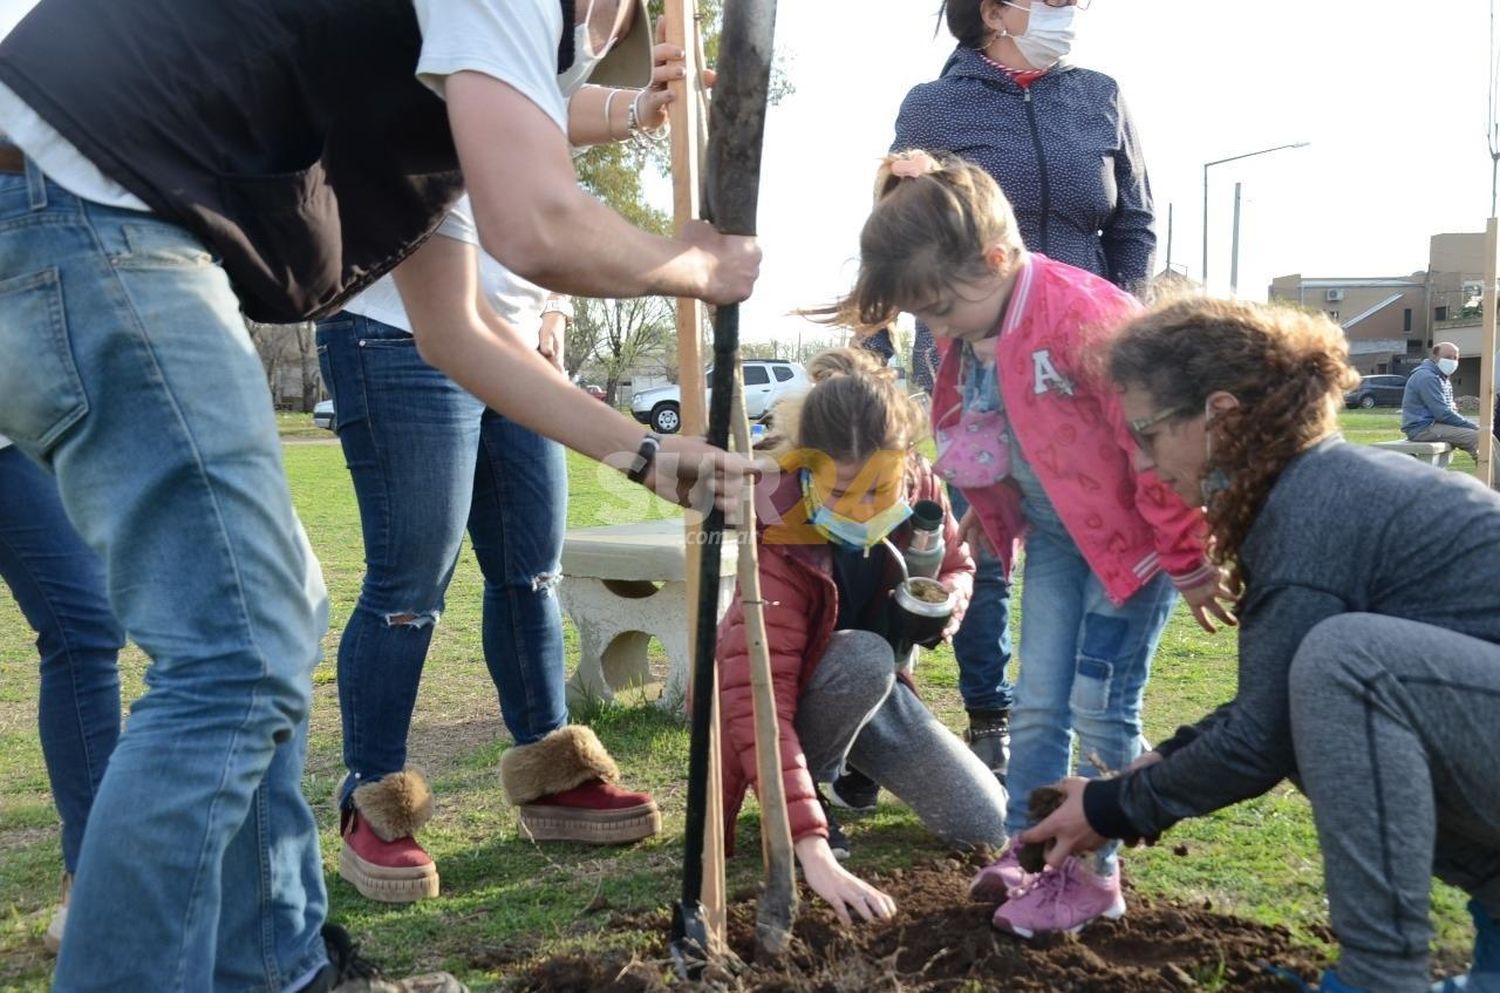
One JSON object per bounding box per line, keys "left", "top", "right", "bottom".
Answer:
{"left": 578, "top": 295, "right": 675, "bottom": 404}
{"left": 245, "top": 321, "right": 323, "bottom": 412}
{"left": 566, "top": 0, "right": 793, "bottom": 398}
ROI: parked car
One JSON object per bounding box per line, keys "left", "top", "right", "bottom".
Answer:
{"left": 581, "top": 383, "right": 608, "bottom": 401}
{"left": 313, "top": 399, "right": 335, "bottom": 431}
{"left": 629, "top": 359, "right": 809, "bottom": 434}
{"left": 1345, "top": 373, "right": 1409, "bottom": 409}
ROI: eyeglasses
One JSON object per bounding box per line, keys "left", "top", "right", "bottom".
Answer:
{"left": 1126, "top": 406, "right": 1189, "bottom": 451}
{"left": 1042, "top": 0, "right": 1092, "bottom": 8}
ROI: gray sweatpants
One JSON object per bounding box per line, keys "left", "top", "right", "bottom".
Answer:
{"left": 1289, "top": 613, "right": 1500, "bottom": 993}
{"left": 794, "top": 629, "right": 1009, "bottom": 849}
{"left": 1412, "top": 423, "right": 1479, "bottom": 460}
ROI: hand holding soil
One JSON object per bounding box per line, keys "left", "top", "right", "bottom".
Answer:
{"left": 1016, "top": 785, "right": 1069, "bottom": 873}
{"left": 1017, "top": 776, "right": 1107, "bottom": 870}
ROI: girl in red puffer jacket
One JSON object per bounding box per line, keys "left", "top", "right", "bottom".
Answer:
{"left": 717, "top": 348, "right": 1008, "bottom": 927}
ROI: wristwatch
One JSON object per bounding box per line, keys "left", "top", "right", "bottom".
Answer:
{"left": 626, "top": 432, "right": 662, "bottom": 484}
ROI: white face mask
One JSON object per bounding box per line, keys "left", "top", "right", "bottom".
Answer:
{"left": 558, "top": 2, "right": 614, "bottom": 97}
{"left": 1437, "top": 356, "right": 1460, "bottom": 376}
{"left": 999, "top": 1, "right": 1078, "bottom": 69}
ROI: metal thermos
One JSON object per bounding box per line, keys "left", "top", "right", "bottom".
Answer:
{"left": 902, "top": 499, "right": 945, "bottom": 579}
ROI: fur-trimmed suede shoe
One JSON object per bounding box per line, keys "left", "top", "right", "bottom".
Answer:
{"left": 500, "top": 726, "right": 660, "bottom": 845}
{"left": 339, "top": 771, "right": 441, "bottom": 903}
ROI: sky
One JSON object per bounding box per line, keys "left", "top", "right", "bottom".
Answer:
{"left": 689, "top": 0, "right": 1499, "bottom": 348}
{"left": 0, "top": 0, "right": 1489, "bottom": 355}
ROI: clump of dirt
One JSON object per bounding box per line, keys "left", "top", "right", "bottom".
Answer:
{"left": 1015, "top": 786, "right": 1068, "bottom": 873}
{"left": 511, "top": 854, "right": 1326, "bottom": 991}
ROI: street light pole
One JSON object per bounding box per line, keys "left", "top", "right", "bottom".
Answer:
{"left": 1230, "top": 182, "right": 1242, "bottom": 296}
{"left": 1201, "top": 141, "right": 1310, "bottom": 290}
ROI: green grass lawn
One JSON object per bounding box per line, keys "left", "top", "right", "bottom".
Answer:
{"left": 0, "top": 411, "right": 1476, "bottom": 990}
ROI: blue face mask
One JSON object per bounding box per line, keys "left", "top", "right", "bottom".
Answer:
{"left": 801, "top": 470, "right": 913, "bottom": 551}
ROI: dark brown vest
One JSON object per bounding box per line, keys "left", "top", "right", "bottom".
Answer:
{"left": 0, "top": 0, "right": 567, "bottom": 322}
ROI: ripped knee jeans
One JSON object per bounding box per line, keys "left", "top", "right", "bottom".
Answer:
{"left": 317, "top": 314, "right": 567, "bottom": 801}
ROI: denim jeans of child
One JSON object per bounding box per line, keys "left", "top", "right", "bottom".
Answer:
{"left": 1004, "top": 519, "right": 1177, "bottom": 874}
{"left": 946, "top": 485, "right": 1016, "bottom": 714}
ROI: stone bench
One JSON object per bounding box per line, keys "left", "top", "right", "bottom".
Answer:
{"left": 560, "top": 518, "right": 739, "bottom": 713}
{"left": 1371, "top": 439, "right": 1454, "bottom": 468}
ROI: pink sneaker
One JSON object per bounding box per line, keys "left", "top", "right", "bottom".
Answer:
{"left": 991, "top": 858, "right": 1126, "bottom": 938}
{"left": 969, "top": 841, "right": 1032, "bottom": 903}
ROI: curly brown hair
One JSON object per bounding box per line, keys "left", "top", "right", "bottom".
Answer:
{"left": 1108, "top": 298, "right": 1359, "bottom": 589}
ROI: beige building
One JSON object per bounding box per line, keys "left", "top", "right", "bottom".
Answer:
{"left": 1269, "top": 233, "right": 1486, "bottom": 392}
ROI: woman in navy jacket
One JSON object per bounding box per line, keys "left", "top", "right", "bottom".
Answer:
{"left": 897, "top": 0, "right": 1155, "bottom": 289}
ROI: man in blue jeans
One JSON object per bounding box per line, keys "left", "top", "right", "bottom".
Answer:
{"left": 0, "top": 0, "right": 758, "bottom": 989}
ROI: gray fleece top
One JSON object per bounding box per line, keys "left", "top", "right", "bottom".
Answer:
{"left": 1085, "top": 436, "right": 1500, "bottom": 840}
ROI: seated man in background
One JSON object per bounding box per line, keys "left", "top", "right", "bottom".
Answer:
{"left": 1402, "top": 342, "right": 1479, "bottom": 461}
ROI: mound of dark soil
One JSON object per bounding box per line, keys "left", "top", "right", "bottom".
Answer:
{"left": 512, "top": 853, "right": 1327, "bottom": 991}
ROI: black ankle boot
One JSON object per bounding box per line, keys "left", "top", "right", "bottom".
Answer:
{"left": 966, "top": 708, "right": 1010, "bottom": 783}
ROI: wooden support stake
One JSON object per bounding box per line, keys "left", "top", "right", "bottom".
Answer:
{"left": 729, "top": 377, "right": 798, "bottom": 959}
{"left": 1479, "top": 216, "right": 1497, "bottom": 489}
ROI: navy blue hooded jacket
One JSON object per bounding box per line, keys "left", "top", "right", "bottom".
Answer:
{"left": 896, "top": 47, "right": 1155, "bottom": 286}
{"left": 888, "top": 48, "right": 1156, "bottom": 389}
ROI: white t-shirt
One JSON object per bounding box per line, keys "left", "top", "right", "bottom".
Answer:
{"left": 0, "top": 0, "right": 146, "bottom": 209}
{"left": 0, "top": 1, "right": 568, "bottom": 209}
{"left": 412, "top": 0, "right": 568, "bottom": 133}
{"left": 343, "top": 195, "right": 552, "bottom": 335}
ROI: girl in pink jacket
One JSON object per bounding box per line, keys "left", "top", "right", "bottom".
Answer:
{"left": 828, "top": 151, "right": 1234, "bottom": 937}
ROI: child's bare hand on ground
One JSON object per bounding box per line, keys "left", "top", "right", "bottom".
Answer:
{"left": 795, "top": 836, "right": 897, "bottom": 927}
{"left": 1017, "top": 777, "right": 1106, "bottom": 871}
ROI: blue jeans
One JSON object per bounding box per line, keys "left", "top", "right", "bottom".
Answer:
{"left": 1004, "top": 520, "right": 1177, "bottom": 873}
{"left": 946, "top": 486, "right": 1016, "bottom": 714}
{"left": 0, "top": 163, "right": 328, "bottom": 991}
{"left": 317, "top": 314, "right": 568, "bottom": 804}
{"left": 0, "top": 446, "right": 122, "bottom": 873}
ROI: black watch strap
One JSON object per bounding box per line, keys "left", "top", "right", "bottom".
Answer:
{"left": 626, "top": 432, "right": 662, "bottom": 484}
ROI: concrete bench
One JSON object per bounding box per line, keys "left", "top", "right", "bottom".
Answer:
{"left": 559, "top": 519, "right": 739, "bottom": 713}
{"left": 1371, "top": 439, "right": 1454, "bottom": 468}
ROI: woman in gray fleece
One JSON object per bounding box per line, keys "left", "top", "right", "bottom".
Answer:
{"left": 1020, "top": 297, "right": 1500, "bottom": 993}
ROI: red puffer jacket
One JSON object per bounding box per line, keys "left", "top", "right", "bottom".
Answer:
{"left": 716, "top": 453, "right": 974, "bottom": 853}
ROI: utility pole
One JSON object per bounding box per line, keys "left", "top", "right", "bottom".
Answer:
{"left": 1202, "top": 143, "right": 1309, "bottom": 290}
{"left": 1230, "top": 183, "right": 1242, "bottom": 297}
{"left": 1164, "top": 202, "right": 1173, "bottom": 273}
